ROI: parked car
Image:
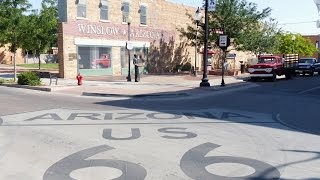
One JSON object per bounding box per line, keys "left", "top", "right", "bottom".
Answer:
{"left": 296, "top": 58, "right": 320, "bottom": 76}
{"left": 91, "top": 54, "right": 111, "bottom": 69}
{"left": 248, "top": 55, "right": 296, "bottom": 81}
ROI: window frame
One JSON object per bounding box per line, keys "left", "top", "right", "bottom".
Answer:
{"left": 122, "top": 2, "right": 130, "bottom": 23}
{"left": 100, "top": 0, "right": 109, "bottom": 21}
{"left": 77, "top": 0, "right": 87, "bottom": 18}
{"left": 139, "top": 5, "right": 147, "bottom": 25}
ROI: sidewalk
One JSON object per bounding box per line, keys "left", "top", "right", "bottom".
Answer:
{"left": 41, "top": 74, "right": 252, "bottom": 98}
{"left": 0, "top": 64, "right": 252, "bottom": 98}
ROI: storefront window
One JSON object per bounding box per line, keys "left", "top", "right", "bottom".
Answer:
{"left": 120, "top": 47, "right": 148, "bottom": 75}
{"left": 78, "top": 46, "right": 112, "bottom": 70}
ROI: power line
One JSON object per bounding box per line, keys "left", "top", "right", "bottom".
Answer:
{"left": 278, "top": 20, "right": 317, "bottom": 25}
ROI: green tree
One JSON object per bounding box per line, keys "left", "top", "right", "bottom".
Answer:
{"left": 178, "top": 0, "right": 273, "bottom": 51}
{"left": 20, "top": 0, "right": 58, "bottom": 69}
{"left": 237, "top": 19, "right": 281, "bottom": 55}
{"left": 0, "top": 0, "right": 31, "bottom": 81}
{"left": 277, "top": 33, "right": 317, "bottom": 56}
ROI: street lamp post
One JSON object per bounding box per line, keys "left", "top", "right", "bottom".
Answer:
{"left": 127, "top": 16, "right": 132, "bottom": 82}
{"left": 292, "top": 35, "right": 296, "bottom": 54}
{"left": 194, "top": 7, "right": 202, "bottom": 77}
{"left": 200, "top": 0, "right": 210, "bottom": 87}
{"left": 221, "top": 49, "right": 226, "bottom": 87}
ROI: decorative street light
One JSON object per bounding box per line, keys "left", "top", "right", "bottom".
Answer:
{"left": 194, "top": 7, "right": 202, "bottom": 77}
{"left": 200, "top": 0, "right": 210, "bottom": 87}
{"left": 292, "top": 34, "right": 296, "bottom": 54}
{"left": 126, "top": 16, "right": 132, "bottom": 82}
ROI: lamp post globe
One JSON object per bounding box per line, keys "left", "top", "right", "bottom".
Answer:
{"left": 127, "top": 16, "right": 132, "bottom": 82}
{"left": 195, "top": 7, "right": 202, "bottom": 23}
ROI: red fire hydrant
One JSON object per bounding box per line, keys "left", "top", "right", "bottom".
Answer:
{"left": 76, "top": 73, "right": 83, "bottom": 86}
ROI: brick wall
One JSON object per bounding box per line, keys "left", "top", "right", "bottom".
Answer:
{"left": 0, "top": 45, "right": 25, "bottom": 65}
{"left": 58, "top": 0, "right": 197, "bottom": 78}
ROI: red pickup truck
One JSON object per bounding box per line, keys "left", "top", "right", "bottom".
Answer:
{"left": 248, "top": 55, "right": 296, "bottom": 81}
{"left": 92, "top": 54, "right": 111, "bottom": 69}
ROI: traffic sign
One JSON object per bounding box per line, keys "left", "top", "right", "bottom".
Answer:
{"left": 208, "top": 0, "right": 216, "bottom": 12}
{"left": 126, "top": 42, "right": 133, "bottom": 50}
{"left": 217, "top": 35, "right": 230, "bottom": 50}
{"left": 219, "top": 35, "right": 228, "bottom": 47}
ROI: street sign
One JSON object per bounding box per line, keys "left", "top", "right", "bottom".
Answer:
{"left": 219, "top": 35, "right": 228, "bottom": 47}
{"left": 126, "top": 42, "right": 133, "bottom": 50}
{"left": 208, "top": 0, "right": 216, "bottom": 12}
{"left": 227, "top": 53, "right": 236, "bottom": 59}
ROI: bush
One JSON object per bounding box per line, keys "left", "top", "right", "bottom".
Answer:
{"left": 17, "top": 71, "right": 41, "bottom": 86}
{"left": 174, "top": 64, "right": 182, "bottom": 72}
{"left": 181, "top": 62, "right": 192, "bottom": 71}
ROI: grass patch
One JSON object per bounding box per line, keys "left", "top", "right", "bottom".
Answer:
{"left": 17, "top": 63, "right": 58, "bottom": 70}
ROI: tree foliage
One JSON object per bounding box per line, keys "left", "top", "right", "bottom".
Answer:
{"left": 0, "top": 0, "right": 58, "bottom": 70}
{"left": 277, "top": 33, "right": 317, "bottom": 56}
{"left": 237, "top": 19, "right": 281, "bottom": 55}
{"left": 178, "top": 0, "right": 275, "bottom": 52}
{"left": 20, "top": 0, "right": 58, "bottom": 67}
{"left": 0, "top": 0, "right": 31, "bottom": 52}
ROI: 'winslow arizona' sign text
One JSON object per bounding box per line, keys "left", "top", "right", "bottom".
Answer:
{"left": 77, "top": 23, "right": 168, "bottom": 40}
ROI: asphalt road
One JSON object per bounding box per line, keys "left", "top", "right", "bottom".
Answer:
{"left": 0, "top": 75, "right": 320, "bottom": 180}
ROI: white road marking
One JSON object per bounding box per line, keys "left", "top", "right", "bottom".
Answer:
{"left": 297, "top": 86, "right": 320, "bottom": 94}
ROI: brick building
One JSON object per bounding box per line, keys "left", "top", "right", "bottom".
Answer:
{"left": 0, "top": 45, "right": 25, "bottom": 65}
{"left": 57, "top": 0, "right": 197, "bottom": 78}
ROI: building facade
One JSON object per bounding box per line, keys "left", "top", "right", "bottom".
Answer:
{"left": 58, "top": 0, "right": 197, "bottom": 78}
{"left": 0, "top": 46, "right": 24, "bottom": 65}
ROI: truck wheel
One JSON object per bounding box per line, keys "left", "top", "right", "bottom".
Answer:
{"left": 285, "top": 73, "right": 292, "bottom": 80}
{"left": 310, "top": 70, "right": 314, "bottom": 76}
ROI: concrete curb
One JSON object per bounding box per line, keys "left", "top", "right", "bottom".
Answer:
{"left": 0, "top": 84, "right": 77, "bottom": 92}
{"left": 209, "top": 81, "right": 251, "bottom": 91}
{"left": 82, "top": 92, "right": 190, "bottom": 98}
{"left": 1, "top": 84, "right": 52, "bottom": 92}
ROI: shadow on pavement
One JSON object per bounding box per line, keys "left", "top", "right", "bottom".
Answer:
{"left": 92, "top": 82, "right": 320, "bottom": 179}
{"left": 94, "top": 82, "right": 319, "bottom": 134}
{"left": 0, "top": 74, "right": 13, "bottom": 78}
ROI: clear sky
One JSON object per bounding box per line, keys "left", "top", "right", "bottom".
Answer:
{"left": 29, "top": 0, "right": 320, "bottom": 35}
{"left": 169, "top": 0, "right": 320, "bottom": 35}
